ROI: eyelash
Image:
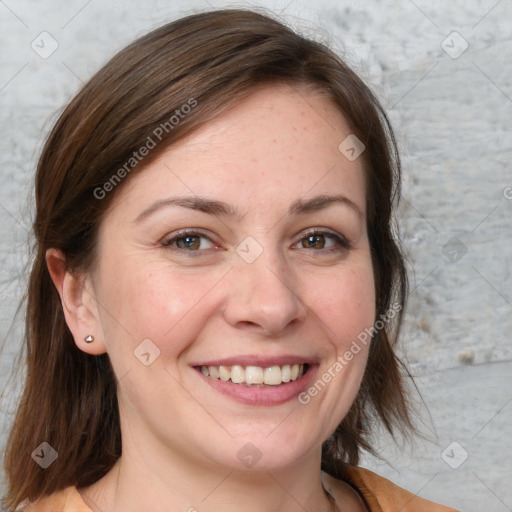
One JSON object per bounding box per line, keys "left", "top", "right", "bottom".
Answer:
{"left": 161, "top": 228, "right": 352, "bottom": 254}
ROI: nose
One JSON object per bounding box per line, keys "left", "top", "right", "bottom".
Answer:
{"left": 222, "top": 252, "right": 306, "bottom": 337}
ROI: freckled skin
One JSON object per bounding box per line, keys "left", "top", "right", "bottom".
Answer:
{"left": 61, "top": 84, "right": 374, "bottom": 512}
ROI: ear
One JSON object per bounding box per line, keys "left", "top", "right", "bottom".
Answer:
{"left": 46, "top": 248, "right": 107, "bottom": 355}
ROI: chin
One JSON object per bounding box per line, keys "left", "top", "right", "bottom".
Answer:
{"left": 200, "top": 429, "right": 321, "bottom": 473}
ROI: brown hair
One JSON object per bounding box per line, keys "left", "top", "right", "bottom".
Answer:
{"left": 2, "top": 8, "right": 413, "bottom": 509}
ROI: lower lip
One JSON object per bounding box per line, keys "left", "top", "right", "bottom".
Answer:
{"left": 195, "top": 366, "right": 318, "bottom": 406}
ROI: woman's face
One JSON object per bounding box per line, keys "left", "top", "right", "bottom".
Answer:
{"left": 86, "top": 84, "right": 375, "bottom": 473}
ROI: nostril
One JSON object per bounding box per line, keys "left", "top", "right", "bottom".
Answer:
{"left": 236, "top": 320, "right": 264, "bottom": 330}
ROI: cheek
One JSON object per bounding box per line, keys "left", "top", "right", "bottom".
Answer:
{"left": 295, "top": 256, "right": 376, "bottom": 437}
{"left": 304, "top": 258, "right": 376, "bottom": 350}
{"left": 97, "top": 259, "right": 227, "bottom": 358}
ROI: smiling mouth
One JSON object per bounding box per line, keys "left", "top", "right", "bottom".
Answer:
{"left": 196, "top": 364, "right": 308, "bottom": 387}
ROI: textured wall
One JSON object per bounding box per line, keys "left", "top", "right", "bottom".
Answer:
{"left": 1, "top": 1, "right": 511, "bottom": 510}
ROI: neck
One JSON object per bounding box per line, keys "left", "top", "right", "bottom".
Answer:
{"left": 79, "top": 438, "right": 335, "bottom": 512}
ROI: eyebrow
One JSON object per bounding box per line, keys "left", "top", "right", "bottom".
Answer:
{"left": 133, "top": 194, "right": 364, "bottom": 224}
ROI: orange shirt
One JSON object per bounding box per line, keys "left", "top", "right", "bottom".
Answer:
{"left": 22, "top": 466, "right": 458, "bottom": 512}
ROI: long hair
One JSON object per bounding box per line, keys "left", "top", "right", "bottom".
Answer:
{"left": 2, "top": 9, "right": 412, "bottom": 510}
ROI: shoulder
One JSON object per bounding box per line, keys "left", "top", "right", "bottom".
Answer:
{"left": 21, "top": 486, "right": 91, "bottom": 512}
{"left": 323, "top": 466, "right": 459, "bottom": 512}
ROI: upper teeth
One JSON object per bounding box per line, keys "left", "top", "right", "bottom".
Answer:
{"left": 200, "top": 364, "right": 304, "bottom": 386}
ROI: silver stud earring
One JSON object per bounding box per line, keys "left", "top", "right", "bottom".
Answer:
{"left": 84, "top": 335, "right": 94, "bottom": 343}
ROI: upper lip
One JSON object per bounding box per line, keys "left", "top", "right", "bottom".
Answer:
{"left": 192, "top": 355, "right": 317, "bottom": 367}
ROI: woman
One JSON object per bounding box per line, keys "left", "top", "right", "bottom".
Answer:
{"left": 3, "top": 9, "right": 457, "bottom": 512}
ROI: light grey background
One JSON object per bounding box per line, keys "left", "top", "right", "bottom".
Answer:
{"left": 1, "top": 1, "right": 511, "bottom": 510}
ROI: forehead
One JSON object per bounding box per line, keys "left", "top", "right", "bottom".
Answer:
{"left": 110, "top": 84, "right": 366, "bottom": 220}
